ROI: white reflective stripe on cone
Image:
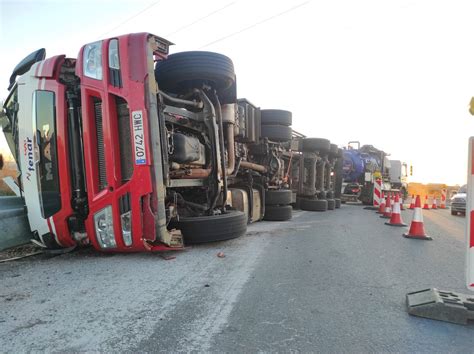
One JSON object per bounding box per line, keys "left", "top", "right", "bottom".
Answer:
{"left": 466, "top": 137, "right": 474, "bottom": 291}
{"left": 392, "top": 200, "right": 401, "bottom": 214}
{"left": 413, "top": 207, "right": 423, "bottom": 222}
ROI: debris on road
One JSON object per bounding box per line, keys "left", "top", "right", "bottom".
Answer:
{"left": 159, "top": 254, "right": 177, "bottom": 261}
{"left": 217, "top": 252, "right": 225, "bottom": 258}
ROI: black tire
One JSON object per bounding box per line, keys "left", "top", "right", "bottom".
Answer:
{"left": 302, "top": 138, "right": 331, "bottom": 153}
{"left": 155, "top": 51, "right": 236, "bottom": 102}
{"left": 261, "top": 109, "right": 292, "bottom": 126}
{"left": 451, "top": 210, "right": 457, "bottom": 215}
{"left": 334, "top": 158, "right": 343, "bottom": 198}
{"left": 299, "top": 198, "right": 328, "bottom": 212}
{"left": 265, "top": 189, "right": 292, "bottom": 205}
{"left": 261, "top": 125, "right": 292, "bottom": 142}
{"left": 329, "top": 144, "right": 338, "bottom": 157}
{"left": 170, "top": 210, "right": 246, "bottom": 244}
{"left": 263, "top": 205, "right": 293, "bottom": 221}
{"left": 336, "top": 148, "right": 344, "bottom": 158}
{"left": 335, "top": 199, "right": 341, "bottom": 209}
{"left": 293, "top": 198, "right": 301, "bottom": 210}
{"left": 326, "top": 191, "right": 335, "bottom": 199}
{"left": 327, "top": 199, "right": 336, "bottom": 210}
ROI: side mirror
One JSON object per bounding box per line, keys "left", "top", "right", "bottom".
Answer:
{"left": 8, "top": 48, "right": 46, "bottom": 90}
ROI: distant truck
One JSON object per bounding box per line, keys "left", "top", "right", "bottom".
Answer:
{"left": 341, "top": 141, "right": 408, "bottom": 204}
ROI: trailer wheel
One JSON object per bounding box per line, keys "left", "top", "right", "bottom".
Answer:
{"left": 261, "top": 109, "right": 292, "bottom": 126}
{"left": 302, "top": 138, "right": 331, "bottom": 153}
{"left": 299, "top": 197, "right": 328, "bottom": 212}
{"left": 155, "top": 51, "right": 236, "bottom": 103}
{"left": 334, "top": 198, "right": 341, "bottom": 208}
{"left": 263, "top": 205, "right": 293, "bottom": 221}
{"left": 265, "top": 189, "right": 292, "bottom": 205}
{"left": 261, "top": 125, "right": 292, "bottom": 142}
{"left": 329, "top": 144, "right": 338, "bottom": 157}
{"left": 327, "top": 199, "right": 336, "bottom": 210}
{"left": 171, "top": 210, "right": 246, "bottom": 244}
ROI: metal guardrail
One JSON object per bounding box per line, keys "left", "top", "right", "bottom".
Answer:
{"left": 0, "top": 196, "right": 31, "bottom": 251}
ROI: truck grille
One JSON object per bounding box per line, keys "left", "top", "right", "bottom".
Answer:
{"left": 94, "top": 98, "right": 107, "bottom": 191}
{"left": 116, "top": 97, "right": 133, "bottom": 183}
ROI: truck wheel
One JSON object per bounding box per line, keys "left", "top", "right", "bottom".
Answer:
{"left": 327, "top": 199, "right": 335, "bottom": 210}
{"left": 302, "top": 138, "right": 331, "bottom": 153}
{"left": 261, "top": 125, "right": 292, "bottom": 142}
{"left": 170, "top": 210, "right": 246, "bottom": 244}
{"left": 335, "top": 199, "right": 341, "bottom": 208}
{"left": 265, "top": 189, "right": 292, "bottom": 205}
{"left": 326, "top": 191, "right": 335, "bottom": 199}
{"left": 329, "top": 144, "right": 338, "bottom": 157}
{"left": 299, "top": 197, "right": 328, "bottom": 212}
{"left": 155, "top": 51, "right": 236, "bottom": 103}
{"left": 261, "top": 109, "right": 292, "bottom": 126}
{"left": 263, "top": 205, "right": 293, "bottom": 221}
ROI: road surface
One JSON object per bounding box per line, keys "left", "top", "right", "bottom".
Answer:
{"left": 0, "top": 205, "right": 473, "bottom": 352}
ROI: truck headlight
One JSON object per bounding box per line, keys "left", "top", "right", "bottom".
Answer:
{"left": 94, "top": 206, "right": 116, "bottom": 248}
{"left": 120, "top": 211, "right": 132, "bottom": 246}
{"left": 83, "top": 41, "right": 103, "bottom": 80}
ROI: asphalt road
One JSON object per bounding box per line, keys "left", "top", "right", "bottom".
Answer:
{"left": 0, "top": 204, "right": 473, "bottom": 352}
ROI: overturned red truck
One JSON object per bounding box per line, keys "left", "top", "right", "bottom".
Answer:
{"left": 1, "top": 33, "right": 307, "bottom": 251}
{"left": 2, "top": 32, "right": 345, "bottom": 252}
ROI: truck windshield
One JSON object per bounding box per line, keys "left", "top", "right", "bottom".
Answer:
{"left": 35, "top": 90, "right": 61, "bottom": 218}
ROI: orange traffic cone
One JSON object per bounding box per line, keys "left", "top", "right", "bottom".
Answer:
{"left": 431, "top": 197, "right": 438, "bottom": 210}
{"left": 385, "top": 194, "right": 407, "bottom": 226}
{"left": 403, "top": 195, "right": 432, "bottom": 240}
{"left": 409, "top": 194, "right": 415, "bottom": 209}
{"left": 377, "top": 192, "right": 386, "bottom": 214}
{"left": 422, "top": 195, "right": 430, "bottom": 210}
{"left": 399, "top": 193, "right": 405, "bottom": 210}
{"left": 380, "top": 193, "right": 392, "bottom": 219}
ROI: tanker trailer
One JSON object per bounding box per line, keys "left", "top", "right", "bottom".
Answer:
{"left": 340, "top": 142, "right": 391, "bottom": 204}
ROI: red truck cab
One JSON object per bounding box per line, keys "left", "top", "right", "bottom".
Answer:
{"left": 4, "top": 33, "right": 183, "bottom": 251}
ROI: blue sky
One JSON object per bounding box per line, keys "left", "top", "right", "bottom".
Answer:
{"left": 2, "top": 0, "right": 474, "bottom": 185}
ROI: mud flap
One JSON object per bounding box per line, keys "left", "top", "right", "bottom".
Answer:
{"left": 406, "top": 288, "right": 474, "bottom": 325}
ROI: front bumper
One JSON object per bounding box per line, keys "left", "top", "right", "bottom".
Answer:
{"left": 451, "top": 203, "right": 466, "bottom": 213}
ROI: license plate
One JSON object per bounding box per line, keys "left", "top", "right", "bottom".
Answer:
{"left": 132, "top": 110, "right": 147, "bottom": 165}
